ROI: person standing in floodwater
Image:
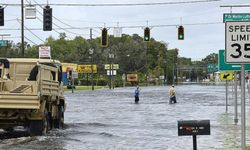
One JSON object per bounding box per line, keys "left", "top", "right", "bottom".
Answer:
{"left": 169, "top": 84, "right": 177, "bottom": 104}
{"left": 134, "top": 86, "right": 140, "bottom": 104}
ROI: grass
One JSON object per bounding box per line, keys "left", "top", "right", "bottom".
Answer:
{"left": 63, "top": 86, "right": 106, "bottom": 91}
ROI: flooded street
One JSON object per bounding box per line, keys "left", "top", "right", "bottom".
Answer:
{"left": 1, "top": 84, "right": 250, "bottom": 150}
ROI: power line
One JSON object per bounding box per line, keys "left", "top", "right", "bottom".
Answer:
{"left": 24, "top": 36, "right": 38, "bottom": 45}
{"left": 1, "top": 21, "right": 223, "bottom": 31}
{"left": 16, "top": 19, "right": 45, "bottom": 43}
{"left": 32, "top": 0, "right": 75, "bottom": 28}
{"left": 31, "top": 0, "right": 90, "bottom": 38}
{"left": 2, "top": 0, "right": 222, "bottom": 7}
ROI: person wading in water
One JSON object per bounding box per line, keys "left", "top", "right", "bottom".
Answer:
{"left": 134, "top": 86, "right": 140, "bottom": 104}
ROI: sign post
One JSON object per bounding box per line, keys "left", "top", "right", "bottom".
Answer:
{"left": 178, "top": 120, "right": 210, "bottom": 150}
{"left": 224, "top": 14, "right": 250, "bottom": 149}
{"left": 241, "top": 64, "right": 246, "bottom": 149}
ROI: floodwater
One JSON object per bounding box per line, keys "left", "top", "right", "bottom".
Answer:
{"left": 0, "top": 84, "right": 250, "bottom": 150}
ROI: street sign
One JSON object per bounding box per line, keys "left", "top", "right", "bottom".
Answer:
{"left": 104, "top": 64, "right": 119, "bottom": 70}
{"left": 25, "top": 5, "right": 36, "bottom": 19}
{"left": 220, "top": 71, "right": 234, "bottom": 81}
{"left": 225, "top": 21, "right": 250, "bottom": 63}
{"left": 0, "top": 40, "right": 8, "bottom": 47}
{"left": 72, "top": 71, "right": 78, "bottom": 79}
{"left": 219, "top": 50, "right": 250, "bottom": 71}
{"left": 224, "top": 13, "right": 250, "bottom": 22}
{"left": 107, "top": 70, "right": 116, "bottom": 76}
{"left": 207, "top": 64, "right": 218, "bottom": 72}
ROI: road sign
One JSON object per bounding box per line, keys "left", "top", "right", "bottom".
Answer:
{"left": 225, "top": 21, "right": 250, "bottom": 63}
{"left": 224, "top": 13, "right": 250, "bottom": 22}
{"left": 207, "top": 64, "right": 218, "bottom": 72}
{"left": 0, "top": 40, "right": 8, "bottom": 47}
{"left": 219, "top": 50, "right": 250, "bottom": 71}
{"left": 104, "top": 64, "right": 119, "bottom": 70}
{"left": 72, "top": 71, "right": 78, "bottom": 79}
{"left": 220, "top": 71, "right": 234, "bottom": 81}
{"left": 107, "top": 70, "right": 116, "bottom": 76}
{"left": 25, "top": 5, "right": 36, "bottom": 19}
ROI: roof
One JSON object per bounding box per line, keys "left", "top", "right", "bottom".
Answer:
{"left": 4, "top": 58, "right": 61, "bottom": 64}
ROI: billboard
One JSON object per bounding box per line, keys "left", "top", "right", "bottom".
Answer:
{"left": 77, "top": 64, "right": 97, "bottom": 73}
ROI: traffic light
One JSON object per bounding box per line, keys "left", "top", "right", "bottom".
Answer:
{"left": 101, "top": 28, "right": 108, "bottom": 47}
{"left": 144, "top": 27, "right": 150, "bottom": 42}
{"left": 0, "top": 6, "right": 4, "bottom": 26}
{"left": 43, "top": 5, "right": 52, "bottom": 31}
{"left": 178, "top": 25, "right": 184, "bottom": 40}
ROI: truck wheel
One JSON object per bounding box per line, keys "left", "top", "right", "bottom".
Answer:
{"left": 3, "top": 128, "right": 14, "bottom": 132}
{"left": 54, "top": 106, "right": 64, "bottom": 129}
{"left": 29, "top": 109, "right": 50, "bottom": 136}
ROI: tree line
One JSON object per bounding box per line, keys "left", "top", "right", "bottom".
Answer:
{"left": 0, "top": 33, "right": 218, "bottom": 86}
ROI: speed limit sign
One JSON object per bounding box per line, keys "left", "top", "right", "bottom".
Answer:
{"left": 226, "top": 21, "right": 250, "bottom": 63}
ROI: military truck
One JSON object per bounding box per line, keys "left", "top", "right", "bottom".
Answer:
{"left": 0, "top": 58, "right": 66, "bottom": 135}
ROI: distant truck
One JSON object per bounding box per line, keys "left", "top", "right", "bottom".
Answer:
{"left": 0, "top": 58, "right": 66, "bottom": 135}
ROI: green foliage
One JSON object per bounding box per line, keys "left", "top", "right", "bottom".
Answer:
{"left": 1, "top": 32, "right": 216, "bottom": 85}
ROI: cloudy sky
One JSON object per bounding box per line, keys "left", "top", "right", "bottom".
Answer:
{"left": 1, "top": 0, "right": 250, "bottom": 60}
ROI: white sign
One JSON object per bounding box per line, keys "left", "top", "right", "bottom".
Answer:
{"left": 226, "top": 22, "right": 250, "bottom": 63}
{"left": 25, "top": 5, "right": 36, "bottom": 19}
{"left": 107, "top": 70, "right": 117, "bottom": 76}
{"left": 72, "top": 71, "right": 78, "bottom": 79}
{"left": 113, "top": 27, "right": 122, "bottom": 37}
{"left": 39, "top": 46, "right": 51, "bottom": 58}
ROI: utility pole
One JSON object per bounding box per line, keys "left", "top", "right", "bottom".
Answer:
{"left": 21, "top": 0, "right": 25, "bottom": 56}
{"left": 90, "top": 28, "right": 94, "bottom": 91}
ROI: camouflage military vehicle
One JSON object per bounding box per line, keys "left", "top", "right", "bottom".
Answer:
{"left": 0, "top": 58, "right": 66, "bottom": 135}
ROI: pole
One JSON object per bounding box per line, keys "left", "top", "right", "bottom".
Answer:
{"left": 112, "top": 57, "right": 114, "bottom": 89}
{"left": 90, "top": 28, "right": 94, "bottom": 91}
{"left": 234, "top": 71, "right": 238, "bottom": 124}
{"left": 226, "top": 80, "right": 228, "bottom": 112}
{"left": 21, "top": 0, "right": 25, "bottom": 56}
{"left": 241, "top": 64, "right": 246, "bottom": 150}
{"left": 71, "top": 78, "right": 74, "bottom": 93}
{"left": 109, "top": 53, "right": 111, "bottom": 89}
{"left": 193, "top": 135, "right": 197, "bottom": 150}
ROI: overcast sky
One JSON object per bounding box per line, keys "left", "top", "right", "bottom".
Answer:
{"left": 1, "top": 0, "right": 250, "bottom": 60}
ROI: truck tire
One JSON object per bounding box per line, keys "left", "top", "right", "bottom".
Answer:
{"left": 3, "top": 128, "right": 14, "bottom": 132}
{"left": 29, "top": 109, "right": 50, "bottom": 136}
{"left": 54, "top": 105, "right": 64, "bottom": 129}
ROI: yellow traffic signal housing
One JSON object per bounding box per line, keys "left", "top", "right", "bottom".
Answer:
{"left": 101, "top": 28, "right": 108, "bottom": 47}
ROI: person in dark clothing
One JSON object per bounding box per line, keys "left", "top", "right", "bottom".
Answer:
{"left": 134, "top": 86, "right": 140, "bottom": 104}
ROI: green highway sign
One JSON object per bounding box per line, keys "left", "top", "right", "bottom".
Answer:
{"left": 207, "top": 64, "right": 218, "bottom": 73}
{"left": 0, "top": 40, "right": 8, "bottom": 47}
{"left": 219, "top": 50, "right": 250, "bottom": 71}
{"left": 223, "top": 13, "right": 250, "bottom": 22}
